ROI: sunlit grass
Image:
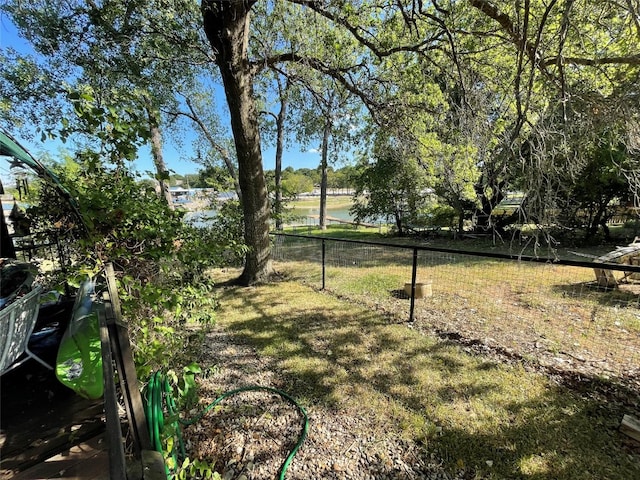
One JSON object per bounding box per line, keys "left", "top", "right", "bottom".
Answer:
{"left": 288, "top": 196, "right": 354, "bottom": 210}
{"left": 209, "top": 271, "right": 640, "bottom": 479}
{"left": 273, "top": 234, "right": 640, "bottom": 379}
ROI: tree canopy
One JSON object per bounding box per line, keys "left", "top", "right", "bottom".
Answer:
{"left": 2, "top": 0, "right": 640, "bottom": 283}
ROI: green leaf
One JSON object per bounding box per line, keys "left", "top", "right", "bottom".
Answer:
{"left": 184, "top": 362, "right": 202, "bottom": 374}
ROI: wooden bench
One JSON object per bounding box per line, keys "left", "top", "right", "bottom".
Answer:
{"left": 592, "top": 240, "right": 640, "bottom": 288}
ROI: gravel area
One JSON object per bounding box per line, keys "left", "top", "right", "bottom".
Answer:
{"left": 181, "top": 327, "right": 457, "bottom": 480}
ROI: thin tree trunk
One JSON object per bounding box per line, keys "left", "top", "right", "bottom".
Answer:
{"left": 319, "top": 121, "right": 331, "bottom": 230}
{"left": 457, "top": 207, "right": 465, "bottom": 234}
{"left": 274, "top": 81, "right": 289, "bottom": 231}
{"left": 394, "top": 209, "right": 403, "bottom": 236}
{"left": 202, "top": 0, "right": 272, "bottom": 285}
{"left": 146, "top": 104, "right": 174, "bottom": 208}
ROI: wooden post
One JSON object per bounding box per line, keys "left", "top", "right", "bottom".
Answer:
{"left": 98, "top": 304, "right": 128, "bottom": 479}
{"left": 621, "top": 414, "right": 640, "bottom": 442}
{"left": 103, "top": 263, "right": 152, "bottom": 455}
{"left": 409, "top": 247, "right": 418, "bottom": 322}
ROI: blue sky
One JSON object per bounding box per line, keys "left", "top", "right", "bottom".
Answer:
{"left": 1, "top": 12, "right": 325, "bottom": 178}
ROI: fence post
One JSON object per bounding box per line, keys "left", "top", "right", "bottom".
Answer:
{"left": 409, "top": 247, "right": 418, "bottom": 322}
{"left": 322, "top": 238, "right": 326, "bottom": 290}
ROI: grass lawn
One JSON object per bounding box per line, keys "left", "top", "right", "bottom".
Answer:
{"left": 288, "top": 195, "right": 354, "bottom": 210}
{"left": 272, "top": 227, "right": 640, "bottom": 373}
{"left": 207, "top": 268, "right": 640, "bottom": 480}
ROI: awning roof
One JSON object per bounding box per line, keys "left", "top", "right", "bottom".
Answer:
{"left": 0, "top": 131, "right": 34, "bottom": 164}
{"left": 0, "top": 130, "right": 87, "bottom": 232}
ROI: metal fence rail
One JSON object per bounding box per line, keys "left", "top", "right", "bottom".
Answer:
{"left": 271, "top": 232, "right": 640, "bottom": 390}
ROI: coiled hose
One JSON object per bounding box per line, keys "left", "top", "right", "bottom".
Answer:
{"left": 145, "top": 371, "right": 309, "bottom": 479}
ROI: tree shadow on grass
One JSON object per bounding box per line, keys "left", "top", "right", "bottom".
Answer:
{"left": 214, "top": 284, "right": 640, "bottom": 480}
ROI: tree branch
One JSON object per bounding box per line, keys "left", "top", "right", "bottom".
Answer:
{"left": 542, "top": 54, "right": 640, "bottom": 67}
{"left": 252, "top": 51, "right": 381, "bottom": 112}
{"left": 287, "top": 0, "right": 445, "bottom": 60}
{"left": 469, "top": 0, "right": 556, "bottom": 76}
{"left": 166, "top": 91, "right": 242, "bottom": 199}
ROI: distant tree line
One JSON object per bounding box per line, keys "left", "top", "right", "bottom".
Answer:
{"left": 170, "top": 164, "right": 357, "bottom": 194}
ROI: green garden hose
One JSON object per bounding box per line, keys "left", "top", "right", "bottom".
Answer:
{"left": 145, "top": 371, "right": 309, "bottom": 480}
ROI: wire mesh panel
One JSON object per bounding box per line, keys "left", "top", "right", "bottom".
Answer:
{"left": 411, "top": 252, "right": 639, "bottom": 385}
{"left": 271, "top": 233, "right": 640, "bottom": 391}
{"left": 324, "top": 240, "right": 414, "bottom": 319}
{"left": 271, "top": 234, "right": 324, "bottom": 286}
{"left": 0, "top": 286, "right": 45, "bottom": 374}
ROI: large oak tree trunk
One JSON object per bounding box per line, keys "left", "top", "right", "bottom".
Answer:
{"left": 202, "top": 0, "right": 272, "bottom": 285}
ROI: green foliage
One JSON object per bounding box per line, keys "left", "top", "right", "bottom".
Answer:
{"left": 119, "top": 273, "right": 221, "bottom": 379}
{"left": 4, "top": 13, "right": 235, "bottom": 378}
{"left": 61, "top": 86, "right": 151, "bottom": 164}
{"left": 195, "top": 164, "right": 235, "bottom": 191}
{"left": 559, "top": 140, "right": 631, "bottom": 240}
{"left": 192, "top": 200, "right": 247, "bottom": 268}
{"left": 167, "top": 363, "right": 202, "bottom": 411}
{"left": 134, "top": 316, "right": 181, "bottom": 381}
{"left": 28, "top": 157, "right": 183, "bottom": 272}
{"left": 131, "top": 273, "right": 218, "bottom": 383}
{"left": 424, "top": 204, "right": 457, "bottom": 229}
{"left": 173, "top": 457, "right": 220, "bottom": 480}
{"left": 0, "top": 47, "right": 67, "bottom": 136}
{"left": 281, "top": 171, "right": 314, "bottom": 197}
{"left": 5, "top": 0, "right": 640, "bottom": 273}
{"left": 23, "top": 152, "right": 235, "bottom": 379}
{"left": 172, "top": 281, "right": 218, "bottom": 326}
{"left": 155, "top": 365, "right": 220, "bottom": 480}
{"left": 351, "top": 134, "right": 430, "bottom": 235}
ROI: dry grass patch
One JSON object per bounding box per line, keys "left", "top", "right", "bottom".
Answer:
{"left": 206, "top": 269, "right": 640, "bottom": 479}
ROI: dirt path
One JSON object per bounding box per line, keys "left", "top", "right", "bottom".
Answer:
{"left": 183, "top": 327, "right": 457, "bottom": 480}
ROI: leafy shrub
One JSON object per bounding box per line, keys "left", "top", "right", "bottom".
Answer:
{"left": 425, "top": 203, "right": 457, "bottom": 228}
{"left": 17, "top": 85, "right": 243, "bottom": 377}
{"left": 25, "top": 153, "right": 246, "bottom": 375}
{"left": 188, "top": 199, "right": 247, "bottom": 268}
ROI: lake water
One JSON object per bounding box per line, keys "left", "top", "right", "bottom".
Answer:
{"left": 184, "top": 206, "right": 380, "bottom": 228}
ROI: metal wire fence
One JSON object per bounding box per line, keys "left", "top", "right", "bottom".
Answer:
{"left": 271, "top": 232, "right": 640, "bottom": 391}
